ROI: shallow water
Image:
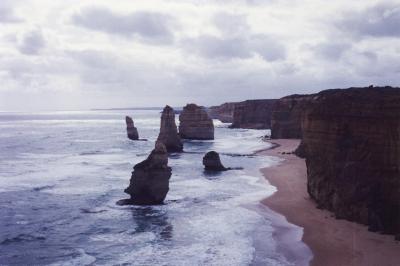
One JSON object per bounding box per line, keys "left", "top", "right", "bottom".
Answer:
{"left": 0, "top": 110, "right": 311, "bottom": 265}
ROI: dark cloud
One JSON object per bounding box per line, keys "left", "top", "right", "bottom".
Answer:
{"left": 338, "top": 4, "right": 400, "bottom": 38}
{"left": 0, "top": 6, "right": 22, "bottom": 23}
{"left": 17, "top": 30, "right": 46, "bottom": 55}
{"left": 250, "top": 34, "right": 286, "bottom": 61}
{"left": 184, "top": 34, "right": 286, "bottom": 61}
{"left": 184, "top": 35, "right": 251, "bottom": 59}
{"left": 313, "top": 42, "right": 352, "bottom": 60}
{"left": 213, "top": 13, "right": 250, "bottom": 35}
{"left": 185, "top": 12, "right": 287, "bottom": 61}
{"left": 72, "top": 7, "right": 175, "bottom": 44}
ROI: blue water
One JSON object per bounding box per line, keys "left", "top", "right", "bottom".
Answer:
{"left": 0, "top": 110, "right": 311, "bottom": 265}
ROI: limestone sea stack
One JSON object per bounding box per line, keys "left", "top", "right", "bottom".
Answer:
{"left": 125, "top": 116, "right": 139, "bottom": 140}
{"left": 270, "top": 94, "right": 314, "bottom": 139}
{"left": 157, "top": 105, "right": 183, "bottom": 152}
{"left": 230, "top": 99, "right": 277, "bottom": 129}
{"left": 299, "top": 86, "right": 400, "bottom": 237}
{"left": 124, "top": 141, "right": 172, "bottom": 205}
{"left": 203, "top": 151, "right": 227, "bottom": 171}
{"left": 179, "top": 104, "right": 214, "bottom": 140}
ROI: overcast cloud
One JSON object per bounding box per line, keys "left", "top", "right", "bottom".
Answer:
{"left": 0, "top": 0, "right": 399, "bottom": 111}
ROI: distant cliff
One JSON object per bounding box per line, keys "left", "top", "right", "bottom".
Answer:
{"left": 230, "top": 99, "right": 277, "bottom": 129}
{"left": 299, "top": 86, "right": 400, "bottom": 237}
{"left": 270, "top": 94, "right": 314, "bottom": 139}
{"left": 208, "top": 102, "right": 238, "bottom": 123}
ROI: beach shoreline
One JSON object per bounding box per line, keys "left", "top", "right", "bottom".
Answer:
{"left": 259, "top": 139, "right": 400, "bottom": 266}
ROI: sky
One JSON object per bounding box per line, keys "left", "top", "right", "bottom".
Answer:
{"left": 0, "top": 0, "right": 399, "bottom": 111}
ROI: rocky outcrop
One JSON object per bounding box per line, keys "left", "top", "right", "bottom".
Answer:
{"left": 203, "top": 151, "right": 227, "bottom": 171}
{"left": 299, "top": 86, "right": 400, "bottom": 236}
{"left": 208, "top": 102, "right": 238, "bottom": 123}
{"left": 271, "top": 94, "right": 314, "bottom": 139}
{"left": 179, "top": 104, "right": 214, "bottom": 140}
{"left": 157, "top": 105, "right": 183, "bottom": 152}
{"left": 126, "top": 116, "right": 139, "bottom": 140}
{"left": 230, "top": 99, "right": 277, "bottom": 129}
{"left": 124, "top": 141, "right": 172, "bottom": 205}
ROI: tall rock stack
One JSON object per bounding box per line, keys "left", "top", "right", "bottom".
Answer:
{"left": 299, "top": 86, "right": 400, "bottom": 237}
{"left": 157, "top": 105, "right": 183, "bottom": 152}
{"left": 124, "top": 141, "right": 172, "bottom": 205}
{"left": 270, "top": 94, "right": 314, "bottom": 139}
{"left": 179, "top": 104, "right": 214, "bottom": 140}
{"left": 230, "top": 99, "right": 277, "bottom": 129}
{"left": 125, "top": 116, "right": 139, "bottom": 140}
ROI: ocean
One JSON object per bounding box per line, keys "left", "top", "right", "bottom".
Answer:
{"left": 0, "top": 110, "right": 311, "bottom": 265}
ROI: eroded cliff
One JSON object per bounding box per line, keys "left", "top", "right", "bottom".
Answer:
{"left": 230, "top": 99, "right": 277, "bottom": 129}
{"left": 299, "top": 86, "right": 400, "bottom": 237}
{"left": 208, "top": 102, "right": 238, "bottom": 123}
{"left": 270, "top": 94, "right": 313, "bottom": 139}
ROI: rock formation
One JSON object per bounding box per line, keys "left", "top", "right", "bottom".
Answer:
{"left": 125, "top": 116, "right": 139, "bottom": 140}
{"left": 270, "top": 94, "right": 314, "bottom": 139}
{"left": 157, "top": 105, "right": 183, "bottom": 152}
{"left": 208, "top": 102, "right": 238, "bottom": 123}
{"left": 230, "top": 99, "right": 277, "bottom": 129}
{"left": 299, "top": 86, "right": 400, "bottom": 237}
{"left": 203, "top": 151, "right": 227, "bottom": 171}
{"left": 124, "top": 141, "right": 172, "bottom": 205}
{"left": 179, "top": 104, "right": 214, "bottom": 140}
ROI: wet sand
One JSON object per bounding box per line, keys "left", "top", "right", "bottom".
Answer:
{"left": 260, "top": 139, "right": 400, "bottom": 266}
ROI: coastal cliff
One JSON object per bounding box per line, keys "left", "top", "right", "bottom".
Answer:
{"left": 208, "top": 102, "right": 238, "bottom": 123}
{"left": 299, "top": 86, "right": 400, "bottom": 237}
{"left": 230, "top": 99, "right": 277, "bottom": 129}
{"left": 270, "top": 94, "right": 313, "bottom": 139}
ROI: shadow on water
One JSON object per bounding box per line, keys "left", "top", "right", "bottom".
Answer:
{"left": 182, "top": 139, "right": 214, "bottom": 152}
{"left": 202, "top": 170, "right": 225, "bottom": 179}
{"left": 130, "top": 207, "right": 173, "bottom": 241}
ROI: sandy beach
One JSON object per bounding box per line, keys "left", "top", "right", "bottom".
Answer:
{"left": 260, "top": 139, "right": 400, "bottom": 266}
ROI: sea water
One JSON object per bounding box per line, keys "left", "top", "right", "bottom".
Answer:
{"left": 0, "top": 110, "right": 311, "bottom": 265}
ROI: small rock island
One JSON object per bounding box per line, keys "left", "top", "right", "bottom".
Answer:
{"left": 203, "top": 151, "right": 228, "bottom": 171}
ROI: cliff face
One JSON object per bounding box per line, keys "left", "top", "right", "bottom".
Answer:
{"left": 300, "top": 86, "right": 400, "bottom": 236}
{"left": 179, "top": 104, "right": 214, "bottom": 140}
{"left": 208, "top": 102, "right": 238, "bottom": 123}
{"left": 270, "top": 94, "right": 313, "bottom": 139}
{"left": 230, "top": 99, "right": 277, "bottom": 129}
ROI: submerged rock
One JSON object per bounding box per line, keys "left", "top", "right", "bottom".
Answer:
{"left": 125, "top": 116, "right": 139, "bottom": 140}
{"left": 124, "top": 141, "right": 172, "bottom": 205}
{"left": 203, "top": 151, "right": 227, "bottom": 171}
{"left": 179, "top": 103, "right": 214, "bottom": 140}
{"left": 157, "top": 105, "right": 183, "bottom": 152}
